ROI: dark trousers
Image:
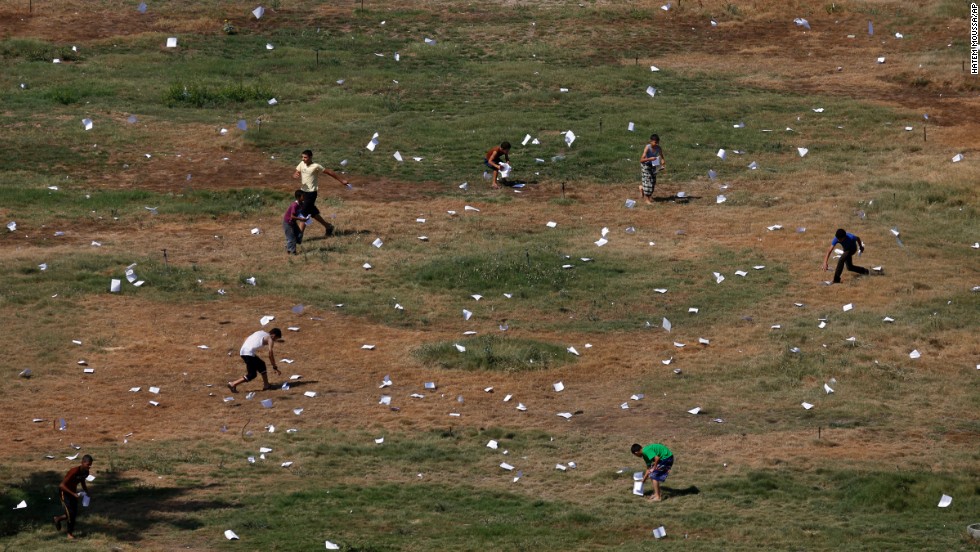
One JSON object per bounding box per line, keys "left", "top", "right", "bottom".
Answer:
{"left": 60, "top": 491, "right": 78, "bottom": 534}
{"left": 301, "top": 190, "right": 320, "bottom": 217}
{"left": 834, "top": 249, "right": 869, "bottom": 283}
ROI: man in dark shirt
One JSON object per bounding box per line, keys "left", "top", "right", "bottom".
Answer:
{"left": 823, "top": 228, "right": 870, "bottom": 283}
{"left": 54, "top": 454, "right": 92, "bottom": 539}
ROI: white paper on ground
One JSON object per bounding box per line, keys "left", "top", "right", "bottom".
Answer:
{"left": 564, "top": 130, "right": 576, "bottom": 147}
{"left": 224, "top": 529, "right": 239, "bottom": 540}
{"left": 938, "top": 494, "right": 952, "bottom": 508}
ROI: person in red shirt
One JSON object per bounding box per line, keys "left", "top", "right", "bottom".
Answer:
{"left": 283, "top": 190, "right": 307, "bottom": 255}
{"left": 54, "top": 455, "right": 93, "bottom": 539}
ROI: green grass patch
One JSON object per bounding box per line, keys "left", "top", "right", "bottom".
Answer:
{"left": 413, "top": 335, "right": 573, "bottom": 372}
{"left": 163, "top": 80, "right": 276, "bottom": 108}
{"left": 408, "top": 242, "right": 605, "bottom": 296}
{"left": 1, "top": 24, "right": 919, "bottom": 185}
{"left": 0, "top": 184, "right": 285, "bottom": 223}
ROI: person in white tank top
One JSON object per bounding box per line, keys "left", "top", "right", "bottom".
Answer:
{"left": 228, "top": 328, "right": 282, "bottom": 392}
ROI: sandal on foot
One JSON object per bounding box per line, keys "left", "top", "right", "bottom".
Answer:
{"left": 227, "top": 382, "right": 238, "bottom": 393}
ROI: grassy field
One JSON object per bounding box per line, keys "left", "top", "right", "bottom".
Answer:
{"left": 1, "top": 0, "right": 978, "bottom": 550}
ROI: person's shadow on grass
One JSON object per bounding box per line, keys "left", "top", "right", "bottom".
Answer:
{"left": 271, "top": 379, "right": 318, "bottom": 389}
{"left": 4, "top": 469, "right": 240, "bottom": 543}
{"left": 652, "top": 195, "right": 701, "bottom": 203}
{"left": 661, "top": 485, "right": 701, "bottom": 498}
{"left": 303, "top": 229, "right": 370, "bottom": 242}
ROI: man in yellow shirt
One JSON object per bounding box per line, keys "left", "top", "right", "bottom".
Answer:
{"left": 293, "top": 149, "right": 351, "bottom": 236}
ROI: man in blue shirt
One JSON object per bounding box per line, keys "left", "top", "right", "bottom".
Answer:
{"left": 822, "top": 228, "right": 870, "bottom": 283}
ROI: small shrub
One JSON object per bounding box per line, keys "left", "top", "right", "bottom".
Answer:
{"left": 46, "top": 86, "right": 81, "bottom": 105}
{"left": 44, "top": 82, "right": 117, "bottom": 105}
{"left": 163, "top": 80, "right": 275, "bottom": 108}
{"left": 413, "top": 335, "right": 572, "bottom": 372}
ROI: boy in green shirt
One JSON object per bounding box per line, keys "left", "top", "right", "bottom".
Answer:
{"left": 631, "top": 442, "right": 674, "bottom": 501}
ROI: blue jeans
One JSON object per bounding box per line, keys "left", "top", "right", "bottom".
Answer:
{"left": 283, "top": 221, "right": 303, "bottom": 254}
